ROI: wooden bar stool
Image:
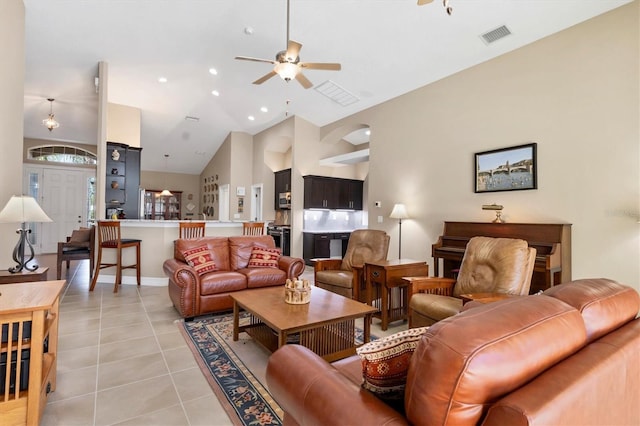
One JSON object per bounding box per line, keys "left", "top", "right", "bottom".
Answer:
{"left": 179, "top": 221, "right": 206, "bottom": 239}
{"left": 90, "top": 220, "right": 141, "bottom": 293}
{"left": 243, "top": 222, "right": 264, "bottom": 235}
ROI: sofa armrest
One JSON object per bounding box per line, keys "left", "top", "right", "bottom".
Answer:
{"left": 266, "top": 345, "right": 408, "bottom": 426}
{"left": 163, "top": 258, "right": 200, "bottom": 317}
{"left": 404, "top": 276, "right": 456, "bottom": 300}
{"left": 313, "top": 258, "right": 343, "bottom": 272}
{"left": 278, "top": 255, "right": 305, "bottom": 280}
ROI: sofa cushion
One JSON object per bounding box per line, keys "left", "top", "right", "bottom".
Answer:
{"left": 248, "top": 246, "right": 281, "bottom": 268}
{"left": 199, "top": 271, "right": 247, "bottom": 295}
{"left": 543, "top": 278, "right": 640, "bottom": 343}
{"left": 404, "top": 295, "right": 588, "bottom": 426}
{"left": 357, "top": 327, "right": 429, "bottom": 403}
{"left": 239, "top": 267, "right": 287, "bottom": 289}
{"left": 315, "top": 270, "right": 353, "bottom": 290}
{"left": 182, "top": 244, "right": 217, "bottom": 275}
{"left": 175, "top": 237, "right": 231, "bottom": 271}
{"left": 229, "top": 235, "right": 277, "bottom": 270}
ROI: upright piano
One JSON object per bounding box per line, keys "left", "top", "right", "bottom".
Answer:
{"left": 432, "top": 221, "right": 571, "bottom": 294}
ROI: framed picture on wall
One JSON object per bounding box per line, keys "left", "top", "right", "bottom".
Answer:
{"left": 475, "top": 143, "right": 537, "bottom": 193}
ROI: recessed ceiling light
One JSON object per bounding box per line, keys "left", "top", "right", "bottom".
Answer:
{"left": 244, "top": 27, "right": 254, "bottom": 35}
{"left": 248, "top": 115, "right": 255, "bottom": 121}
{"left": 260, "top": 106, "right": 268, "bottom": 113}
{"left": 211, "top": 90, "right": 220, "bottom": 96}
{"left": 158, "top": 77, "right": 168, "bottom": 83}
{"left": 209, "top": 68, "right": 218, "bottom": 75}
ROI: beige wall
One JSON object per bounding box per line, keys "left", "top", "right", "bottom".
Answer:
{"left": 0, "top": 0, "right": 25, "bottom": 269}
{"left": 140, "top": 171, "right": 200, "bottom": 219}
{"left": 106, "top": 103, "right": 141, "bottom": 148}
{"left": 229, "top": 132, "right": 254, "bottom": 221}
{"left": 323, "top": 2, "right": 639, "bottom": 290}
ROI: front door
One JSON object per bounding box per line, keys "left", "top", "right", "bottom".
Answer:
{"left": 40, "top": 168, "right": 87, "bottom": 253}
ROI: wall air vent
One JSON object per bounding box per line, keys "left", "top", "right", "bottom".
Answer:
{"left": 480, "top": 25, "right": 512, "bottom": 45}
{"left": 314, "top": 80, "right": 359, "bottom": 107}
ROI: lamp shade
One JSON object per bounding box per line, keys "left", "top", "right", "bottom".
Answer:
{"left": 0, "top": 195, "right": 53, "bottom": 223}
{"left": 389, "top": 203, "right": 409, "bottom": 220}
{"left": 159, "top": 189, "right": 173, "bottom": 197}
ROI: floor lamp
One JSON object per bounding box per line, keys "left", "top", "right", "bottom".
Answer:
{"left": 0, "top": 195, "right": 52, "bottom": 273}
{"left": 389, "top": 203, "right": 409, "bottom": 259}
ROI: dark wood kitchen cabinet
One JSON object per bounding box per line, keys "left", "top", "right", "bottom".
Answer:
{"left": 303, "top": 175, "right": 363, "bottom": 210}
{"left": 274, "top": 168, "right": 291, "bottom": 210}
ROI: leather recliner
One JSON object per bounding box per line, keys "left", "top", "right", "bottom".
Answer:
{"left": 314, "top": 229, "right": 390, "bottom": 300}
{"left": 407, "top": 236, "right": 536, "bottom": 327}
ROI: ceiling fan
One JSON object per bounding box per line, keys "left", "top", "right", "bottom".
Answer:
{"left": 418, "top": 0, "right": 453, "bottom": 15}
{"left": 234, "top": 0, "right": 341, "bottom": 89}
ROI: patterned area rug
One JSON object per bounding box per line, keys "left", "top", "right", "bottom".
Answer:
{"left": 179, "top": 311, "right": 373, "bottom": 426}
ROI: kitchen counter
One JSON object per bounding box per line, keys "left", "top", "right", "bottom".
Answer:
{"left": 100, "top": 220, "right": 243, "bottom": 285}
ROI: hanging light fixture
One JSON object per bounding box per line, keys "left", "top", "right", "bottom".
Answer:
{"left": 160, "top": 154, "right": 173, "bottom": 197}
{"left": 42, "top": 98, "right": 60, "bottom": 131}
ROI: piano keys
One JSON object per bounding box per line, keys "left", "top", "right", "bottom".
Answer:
{"left": 432, "top": 221, "right": 571, "bottom": 294}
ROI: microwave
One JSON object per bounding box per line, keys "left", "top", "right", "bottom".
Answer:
{"left": 278, "top": 192, "right": 291, "bottom": 209}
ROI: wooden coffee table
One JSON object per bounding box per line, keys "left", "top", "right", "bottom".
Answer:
{"left": 231, "top": 286, "right": 377, "bottom": 362}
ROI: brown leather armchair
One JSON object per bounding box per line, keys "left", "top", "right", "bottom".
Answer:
{"left": 314, "top": 229, "right": 390, "bottom": 300}
{"left": 406, "top": 236, "right": 536, "bottom": 327}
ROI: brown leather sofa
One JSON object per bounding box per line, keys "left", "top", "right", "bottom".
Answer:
{"left": 266, "top": 278, "right": 640, "bottom": 425}
{"left": 163, "top": 235, "right": 305, "bottom": 319}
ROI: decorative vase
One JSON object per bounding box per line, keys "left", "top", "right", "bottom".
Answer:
{"left": 111, "top": 181, "right": 119, "bottom": 189}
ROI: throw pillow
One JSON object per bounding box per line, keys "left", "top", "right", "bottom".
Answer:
{"left": 69, "top": 228, "right": 92, "bottom": 243}
{"left": 247, "top": 246, "right": 281, "bottom": 268}
{"left": 356, "top": 326, "right": 429, "bottom": 403}
{"left": 182, "top": 244, "right": 217, "bottom": 275}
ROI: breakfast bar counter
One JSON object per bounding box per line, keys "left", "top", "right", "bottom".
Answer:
{"left": 101, "top": 220, "right": 242, "bottom": 285}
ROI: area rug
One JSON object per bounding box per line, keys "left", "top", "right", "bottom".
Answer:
{"left": 178, "top": 311, "right": 374, "bottom": 426}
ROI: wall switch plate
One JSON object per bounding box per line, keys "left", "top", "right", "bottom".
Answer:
{"left": 234, "top": 213, "right": 240, "bottom": 219}
{"left": 375, "top": 201, "right": 382, "bottom": 208}
{"left": 377, "top": 215, "right": 383, "bottom": 223}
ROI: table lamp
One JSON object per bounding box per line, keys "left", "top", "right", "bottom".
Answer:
{"left": 389, "top": 203, "right": 409, "bottom": 259}
{"left": 0, "top": 195, "right": 52, "bottom": 273}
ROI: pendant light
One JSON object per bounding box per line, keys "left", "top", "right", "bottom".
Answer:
{"left": 42, "top": 98, "right": 60, "bottom": 131}
{"left": 160, "top": 154, "right": 173, "bottom": 197}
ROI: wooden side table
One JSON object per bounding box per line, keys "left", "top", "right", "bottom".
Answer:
{"left": 365, "top": 259, "right": 428, "bottom": 330}
{"left": 459, "top": 292, "right": 521, "bottom": 305}
{"left": 0, "top": 267, "right": 48, "bottom": 284}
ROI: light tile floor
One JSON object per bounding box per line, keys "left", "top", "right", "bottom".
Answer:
{"left": 35, "top": 255, "right": 406, "bottom": 425}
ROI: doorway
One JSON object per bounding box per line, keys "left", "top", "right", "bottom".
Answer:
{"left": 250, "top": 183, "right": 263, "bottom": 222}
{"left": 24, "top": 165, "right": 95, "bottom": 253}
{"left": 218, "top": 184, "right": 230, "bottom": 221}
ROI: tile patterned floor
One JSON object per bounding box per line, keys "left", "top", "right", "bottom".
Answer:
{"left": 34, "top": 255, "right": 406, "bottom": 425}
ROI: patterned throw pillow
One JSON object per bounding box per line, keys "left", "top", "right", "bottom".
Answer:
{"left": 182, "top": 245, "right": 217, "bottom": 275}
{"left": 356, "top": 326, "right": 429, "bottom": 402}
{"left": 248, "top": 246, "right": 281, "bottom": 268}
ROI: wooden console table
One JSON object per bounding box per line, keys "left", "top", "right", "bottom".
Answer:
{"left": 0, "top": 267, "right": 48, "bottom": 285}
{"left": 0, "top": 280, "right": 64, "bottom": 425}
{"left": 365, "top": 259, "right": 429, "bottom": 330}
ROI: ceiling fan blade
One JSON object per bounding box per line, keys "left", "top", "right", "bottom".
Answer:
{"left": 300, "top": 62, "right": 341, "bottom": 71}
{"left": 295, "top": 72, "right": 313, "bottom": 89}
{"left": 285, "top": 40, "right": 302, "bottom": 61}
{"left": 235, "top": 56, "right": 276, "bottom": 64}
{"left": 253, "top": 71, "right": 278, "bottom": 85}
{"left": 417, "top": 0, "right": 434, "bottom": 5}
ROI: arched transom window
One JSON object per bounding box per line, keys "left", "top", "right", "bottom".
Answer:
{"left": 28, "top": 145, "right": 97, "bottom": 165}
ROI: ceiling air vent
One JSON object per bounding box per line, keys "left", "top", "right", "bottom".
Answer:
{"left": 315, "top": 80, "right": 359, "bottom": 107}
{"left": 480, "top": 25, "right": 512, "bottom": 45}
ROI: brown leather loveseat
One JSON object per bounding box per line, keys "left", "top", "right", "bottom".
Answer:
{"left": 163, "top": 235, "right": 305, "bottom": 319}
{"left": 266, "top": 278, "right": 640, "bottom": 425}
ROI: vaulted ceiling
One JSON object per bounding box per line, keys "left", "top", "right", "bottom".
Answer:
{"left": 22, "top": 0, "right": 632, "bottom": 174}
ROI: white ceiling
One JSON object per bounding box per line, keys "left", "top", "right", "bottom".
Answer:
{"left": 22, "top": 0, "right": 631, "bottom": 174}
